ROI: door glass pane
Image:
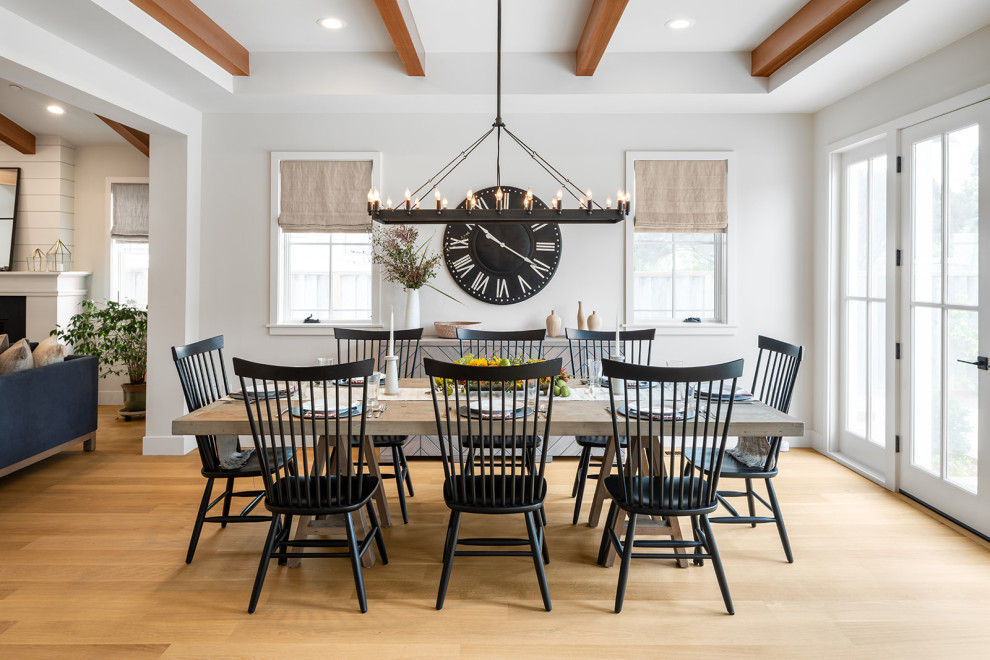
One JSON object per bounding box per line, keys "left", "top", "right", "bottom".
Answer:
{"left": 869, "top": 301, "right": 886, "bottom": 446}
{"left": 912, "top": 306, "right": 942, "bottom": 474}
{"left": 914, "top": 136, "right": 943, "bottom": 303}
{"left": 946, "top": 309, "right": 979, "bottom": 492}
{"left": 870, "top": 156, "right": 887, "bottom": 297}
{"left": 845, "top": 300, "right": 867, "bottom": 438}
{"left": 946, "top": 125, "right": 979, "bottom": 306}
{"left": 846, "top": 160, "right": 869, "bottom": 297}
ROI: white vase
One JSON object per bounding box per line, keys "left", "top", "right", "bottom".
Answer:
{"left": 405, "top": 288, "right": 421, "bottom": 330}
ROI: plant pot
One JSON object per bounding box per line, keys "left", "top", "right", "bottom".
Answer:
{"left": 121, "top": 382, "right": 147, "bottom": 412}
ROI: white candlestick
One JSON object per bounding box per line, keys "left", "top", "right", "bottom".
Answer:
{"left": 615, "top": 312, "right": 621, "bottom": 353}
{"left": 388, "top": 307, "right": 394, "bottom": 356}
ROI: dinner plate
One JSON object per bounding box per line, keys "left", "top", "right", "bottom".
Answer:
{"left": 290, "top": 401, "right": 363, "bottom": 419}
{"left": 458, "top": 405, "right": 533, "bottom": 420}
{"left": 617, "top": 405, "right": 696, "bottom": 421}
{"left": 695, "top": 384, "right": 753, "bottom": 402}
{"left": 229, "top": 384, "right": 295, "bottom": 400}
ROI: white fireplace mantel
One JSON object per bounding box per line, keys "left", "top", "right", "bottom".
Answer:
{"left": 0, "top": 271, "right": 91, "bottom": 340}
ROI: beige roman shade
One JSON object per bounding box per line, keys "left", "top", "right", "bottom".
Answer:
{"left": 634, "top": 159, "right": 728, "bottom": 233}
{"left": 111, "top": 183, "right": 149, "bottom": 239}
{"left": 278, "top": 160, "right": 372, "bottom": 233}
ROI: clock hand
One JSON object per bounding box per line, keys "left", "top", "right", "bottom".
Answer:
{"left": 477, "top": 225, "right": 535, "bottom": 264}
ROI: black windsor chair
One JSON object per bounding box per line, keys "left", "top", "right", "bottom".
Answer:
{"left": 456, "top": 327, "right": 546, "bottom": 361}
{"left": 424, "top": 357, "right": 561, "bottom": 612}
{"left": 171, "top": 335, "right": 291, "bottom": 564}
{"left": 234, "top": 357, "right": 387, "bottom": 614}
{"left": 334, "top": 327, "right": 423, "bottom": 523}
{"left": 599, "top": 358, "right": 743, "bottom": 614}
{"left": 687, "top": 335, "right": 803, "bottom": 562}
{"left": 566, "top": 327, "right": 655, "bottom": 524}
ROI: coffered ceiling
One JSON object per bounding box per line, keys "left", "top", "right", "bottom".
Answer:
{"left": 1, "top": 0, "right": 989, "bottom": 145}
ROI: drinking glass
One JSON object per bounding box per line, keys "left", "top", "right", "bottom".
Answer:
{"left": 587, "top": 358, "right": 603, "bottom": 395}
{"left": 317, "top": 357, "right": 334, "bottom": 366}
{"left": 366, "top": 372, "right": 381, "bottom": 409}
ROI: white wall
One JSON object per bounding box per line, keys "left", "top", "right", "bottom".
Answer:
{"left": 0, "top": 137, "right": 75, "bottom": 272}
{"left": 812, "top": 24, "right": 990, "bottom": 458}
{"left": 73, "top": 144, "right": 149, "bottom": 404}
{"left": 200, "top": 111, "right": 816, "bottom": 437}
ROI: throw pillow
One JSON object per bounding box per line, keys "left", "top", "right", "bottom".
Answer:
{"left": 0, "top": 338, "right": 35, "bottom": 375}
{"left": 0, "top": 333, "right": 8, "bottom": 353}
{"left": 33, "top": 335, "right": 67, "bottom": 367}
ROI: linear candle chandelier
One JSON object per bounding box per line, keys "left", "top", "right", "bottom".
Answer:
{"left": 368, "top": 0, "right": 629, "bottom": 225}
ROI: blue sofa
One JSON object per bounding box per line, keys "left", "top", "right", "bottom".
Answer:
{"left": 0, "top": 354, "right": 98, "bottom": 478}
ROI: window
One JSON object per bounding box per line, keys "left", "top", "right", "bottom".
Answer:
{"left": 627, "top": 153, "right": 731, "bottom": 327}
{"left": 633, "top": 232, "right": 721, "bottom": 322}
{"left": 270, "top": 152, "right": 380, "bottom": 330}
{"left": 281, "top": 232, "right": 372, "bottom": 322}
{"left": 109, "top": 181, "right": 148, "bottom": 308}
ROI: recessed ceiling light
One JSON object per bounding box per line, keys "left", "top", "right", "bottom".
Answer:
{"left": 318, "top": 17, "right": 345, "bottom": 30}
{"left": 47, "top": 105, "right": 65, "bottom": 115}
{"left": 665, "top": 18, "right": 693, "bottom": 30}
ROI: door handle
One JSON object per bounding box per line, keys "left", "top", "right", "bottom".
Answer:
{"left": 957, "top": 356, "right": 989, "bottom": 370}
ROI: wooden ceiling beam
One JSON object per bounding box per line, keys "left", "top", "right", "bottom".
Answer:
{"left": 751, "top": 0, "right": 873, "bottom": 77}
{"left": 97, "top": 115, "right": 150, "bottom": 157}
{"left": 0, "top": 112, "right": 36, "bottom": 155}
{"left": 129, "top": 0, "right": 249, "bottom": 76}
{"left": 576, "top": 0, "right": 630, "bottom": 76}
{"left": 374, "top": 0, "right": 426, "bottom": 76}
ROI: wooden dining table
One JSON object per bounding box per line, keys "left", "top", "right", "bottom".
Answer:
{"left": 172, "top": 378, "right": 805, "bottom": 565}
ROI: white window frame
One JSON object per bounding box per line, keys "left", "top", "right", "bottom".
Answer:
{"left": 624, "top": 151, "right": 737, "bottom": 335}
{"left": 105, "top": 176, "right": 149, "bottom": 305}
{"left": 268, "top": 151, "right": 382, "bottom": 335}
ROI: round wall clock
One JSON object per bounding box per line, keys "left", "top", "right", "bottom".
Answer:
{"left": 442, "top": 186, "right": 562, "bottom": 305}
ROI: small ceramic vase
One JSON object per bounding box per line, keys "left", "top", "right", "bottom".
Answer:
{"left": 587, "top": 310, "right": 602, "bottom": 331}
{"left": 577, "top": 301, "right": 586, "bottom": 331}
{"left": 546, "top": 310, "right": 562, "bottom": 337}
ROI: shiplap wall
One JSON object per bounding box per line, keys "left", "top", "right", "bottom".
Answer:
{"left": 0, "top": 136, "right": 75, "bottom": 271}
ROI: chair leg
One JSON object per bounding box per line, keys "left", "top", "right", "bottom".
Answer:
{"left": 436, "top": 510, "right": 462, "bottom": 610}
{"left": 614, "top": 512, "right": 638, "bottom": 613}
{"left": 344, "top": 512, "right": 369, "bottom": 614}
{"left": 535, "top": 506, "right": 550, "bottom": 565}
{"left": 277, "top": 514, "right": 293, "bottom": 565}
{"left": 745, "top": 478, "right": 757, "bottom": 527}
{"left": 766, "top": 478, "right": 794, "bottom": 563}
{"left": 186, "top": 477, "right": 215, "bottom": 564}
{"left": 248, "top": 516, "right": 281, "bottom": 614}
{"left": 598, "top": 500, "right": 619, "bottom": 566}
{"left": 572, "top": 448, "right": 593, "bottom": 525}
{"left": 391, "top": 451, "right": 409, "bottom": 524}
{"left": 399, "top": 447, "right": 415, "bottom": 496}
{"left": 524, "top": 511, "right": 552, "bottom": 612}
{"left": 691, "top": 515, "right": 704, "bottom": 566}
{"left": 366, "top": 501, "right": 389, "bottom": 565}
{"left": 220, "top": 477, "right": 235, "bottom": 528}
{"left": 701, "top": 515, "right": 734, "bottom": 615}
{"left": 571, "top": 446, "right": 591, "bottom": 497}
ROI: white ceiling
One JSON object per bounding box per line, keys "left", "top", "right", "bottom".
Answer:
{"left": 1, "top": 0, "right": 989, "bottom": 146}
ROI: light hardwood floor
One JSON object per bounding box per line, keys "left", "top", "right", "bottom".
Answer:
{"left": 1, "top": 407, "right": 990, "bottom": 659}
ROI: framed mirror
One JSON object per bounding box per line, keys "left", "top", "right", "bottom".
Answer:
{"left": 0, "top": 167, "right": 20, "bottom": 271}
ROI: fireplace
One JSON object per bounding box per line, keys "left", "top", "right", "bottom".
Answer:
{"left": 0, "top": 295, "right": 26, "bottom": 342}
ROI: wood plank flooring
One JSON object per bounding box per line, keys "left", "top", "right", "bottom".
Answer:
{"left": 1, "top": 407, "right": 990, "bottom": 658}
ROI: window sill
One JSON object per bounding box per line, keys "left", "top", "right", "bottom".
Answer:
{"left": 628, "top": 323, "right": 738, "bottom": 336}
{"left": 268, "top": 323, "right": 384, "bottom": 336}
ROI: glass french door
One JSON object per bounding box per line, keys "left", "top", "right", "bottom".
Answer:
{"left": 899, "top": 100, "right": 990, "bottom": 534}
{"left": 838, "top": 142, "right": 889, "bottom": 473}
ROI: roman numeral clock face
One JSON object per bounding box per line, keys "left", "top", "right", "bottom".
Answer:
{"left": 442, "top": 186, "right": 562, "bottom": 305}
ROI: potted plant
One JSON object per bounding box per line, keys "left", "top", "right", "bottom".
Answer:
{"left": 371, "top": 224, "right": 460, "bottom": 328}
{"left": 54, "top": 299, "right": 148, "bottom": 413}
